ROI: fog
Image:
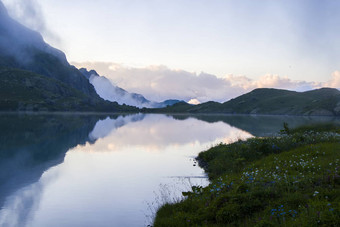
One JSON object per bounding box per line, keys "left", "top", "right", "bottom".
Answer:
{"left": 83, "top": 69, "right": 175, "bottom": 108}
{"left": 0, "top": 0, "right": 66, "bottom": 66}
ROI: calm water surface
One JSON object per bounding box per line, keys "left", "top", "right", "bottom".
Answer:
{"left": 0, "top": 113, "right": 338, "bottom": 226}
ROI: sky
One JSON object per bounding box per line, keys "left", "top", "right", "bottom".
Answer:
{"left": 2, "top": 0, "right": 340, "bottom": 103}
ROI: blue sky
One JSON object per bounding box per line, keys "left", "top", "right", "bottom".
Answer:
{"left": 2, "top": 0, "right": 340, "bottom": 102}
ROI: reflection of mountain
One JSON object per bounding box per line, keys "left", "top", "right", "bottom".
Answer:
{"left": 171, "top": 114, "right": 340, "bottom": 137}
{"left": 0, "top": 114, "right": 104, "bottom": 209}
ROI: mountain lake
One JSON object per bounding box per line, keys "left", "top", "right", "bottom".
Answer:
{"left": 0, "top": 113, "right": 338, "bottom": 227}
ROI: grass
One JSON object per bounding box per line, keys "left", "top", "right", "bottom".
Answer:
{"left": 154, "top": 124, "right": 340, "bottom": 226}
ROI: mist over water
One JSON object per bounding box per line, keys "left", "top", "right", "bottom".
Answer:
{"left": 0, "top": 113, "right": 338, "bottom": 226}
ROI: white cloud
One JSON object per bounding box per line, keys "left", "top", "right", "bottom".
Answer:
{"left": 188, "top": 99, "right": 201, "bottom": 105}
{"left": 2, "top": 0, "right": 60, "bottom": 44}
{"left": 325, "top": 71, "right": 340, "bottom": 88}
{"left": 73, "top": 61, "right": 337, "bottom": 103}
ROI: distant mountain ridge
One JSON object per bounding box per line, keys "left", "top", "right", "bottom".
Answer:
{"left": 79, "top": 68, "right": 183, "bottom": 108}
{"left": 152, "top": 88, "right": 340, "bottom": 116}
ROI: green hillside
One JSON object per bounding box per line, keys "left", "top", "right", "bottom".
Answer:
{"left": 151, "top": 88, "right": 340, "bottom": 116}
{"left": 0, "top": 67, "right": 137, "bottom": 112}
{"left": 219, "top": 88, "right": 340, "bottom": 115}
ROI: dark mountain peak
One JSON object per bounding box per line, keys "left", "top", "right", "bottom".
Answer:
{"left": 160, "top": 99, "right": 183, "bottom": 106}
{"left": 305, "top": 87, "right": 340, "bottom": 94}
{"left": 249, "top": 88, "right": 296, "bottom": 95}
{"left": 89, "top": 69, "right": 99, "bottom": 76}
{"left": 79, "top": 68, "right": 100, "bottom": 79}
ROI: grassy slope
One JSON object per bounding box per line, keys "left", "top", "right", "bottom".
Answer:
{"left": 218, "top": 88, "right": 340, "bottom": 115}
{"left": 150, "top": 88, "right": 340, "bottom": 116}
{"left": 0, "top": 67, "right": 138, "bottom": 112}
{"left": 154, "top": 125, "right": 340, "bottom": 226}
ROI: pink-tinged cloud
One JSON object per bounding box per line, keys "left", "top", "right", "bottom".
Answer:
{"left": 73, "top": 61, "right": 337, "bottom": 104}
{"left": 188, "top": 99, "right": 201, "bottom": 105}
{"left": 325, "top": 71, "right": 340, "bottom": 88}
{"left": 227, "top": 74, "right": 322, "bottom": 92}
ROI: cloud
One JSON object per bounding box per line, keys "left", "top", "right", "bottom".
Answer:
{"left": 227, "top": 74, "right": 322, "bottom": 92}
{"left": 325, "top": 71, "right": 340, "bottom": 88}
{"left": 188, "top": 99, "right": 201, "bottom": 105}
{"left": 2, "top": 0, "right": 60, "bottom": 44}
{"left": 73, "top": 62, "right": 244, "bottom": 103}
{"left": 73, "top": 61, "right": 336, "bottom": 103}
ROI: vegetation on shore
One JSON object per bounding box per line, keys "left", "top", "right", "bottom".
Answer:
{"left": 154, "top": 124, "right": 340, "bottom": 226}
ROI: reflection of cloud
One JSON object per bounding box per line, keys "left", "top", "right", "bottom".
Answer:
{"left": 73, "top": 62, "right": 338, "bottom": 103}
{"left": 83, "top": 114, "right": 252, "bottom": 153}
{"left": 0, "top": 169, "right": 58, "bottom": 227}
{"left": 89, "top": 114, "right": 145, "bottom": 141}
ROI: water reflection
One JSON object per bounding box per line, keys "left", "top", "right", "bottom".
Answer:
{"left": 84, "top": 114, "right": 252, "bottom": 153}
{"left": 89, "top": 114, "right": 146, "bottom": 141}
{"left": 0, "top": 114, "right": 338, "bottom": 226}
{"left": 173, "top": 114, "right": 340, "bottom": 137}
{"left": 0, "top": 114, "right": 104, "bottom": 209}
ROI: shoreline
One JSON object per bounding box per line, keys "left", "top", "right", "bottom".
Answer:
{"left": 0, "top": 110, "right": 339, "bottom": 118}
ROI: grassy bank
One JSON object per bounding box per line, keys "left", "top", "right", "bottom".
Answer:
{"left": 154, "top": 124, "right": 340, "bottom": 226}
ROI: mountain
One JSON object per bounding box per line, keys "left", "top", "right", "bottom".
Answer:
{"left": 0, "top": 1, "right": 94, "bottom": 95}
{"left": 79, "top": 68, "right": 183, "bottom": 108}
{"left": 151, "top": 88, "right": 340, "bottom": 116}
{"left": 0, "top": 68, "right": 134, "bottom": 111}
{"left": 219, "top": 88, "right": 340, "bottom": 115}
{"left": 0, "top": 1, "right": 137, "bottom": 112}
